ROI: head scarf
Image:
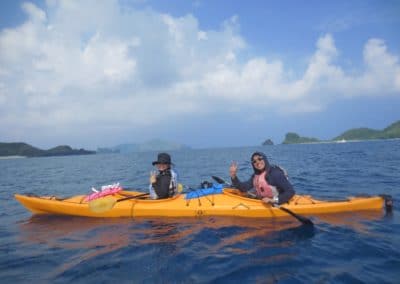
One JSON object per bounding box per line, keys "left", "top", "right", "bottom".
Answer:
{"left": 250, "top": 152, "right": 270, "bottom": 174}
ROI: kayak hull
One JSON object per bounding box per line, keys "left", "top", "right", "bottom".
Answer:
{"left": 14, "top": 188, "right": 386, "bottom": 218}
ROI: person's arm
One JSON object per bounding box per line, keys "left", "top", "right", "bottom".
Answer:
{"left": 231, "top": 176, "right": 254, "bottom": 192}
{"left": 229, "top": 161, "right": 253, "bottom": 192}
{"left": 269, "top": 170, "right": 295, "bottom": 204}
{"left": 153, "top": 174, "right": 172, "bottom": 199}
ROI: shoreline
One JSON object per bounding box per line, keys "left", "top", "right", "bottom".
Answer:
{"left": 282, "top": 137, "right": 400, "bottom": 146}
{"left": 0, "top": 155, "right": 27, "bottom": 160}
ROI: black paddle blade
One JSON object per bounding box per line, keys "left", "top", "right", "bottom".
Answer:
{"left": 278, "top": 206, "right": 314, "bottom": 226}
{"left": 211, "top": 176, "right": 226, "bottom": 184}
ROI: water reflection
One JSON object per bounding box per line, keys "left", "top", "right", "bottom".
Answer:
{"left": 18, "top": 210, "right": 384, "bottom": 250}
{"left": 15, "top": 215, "right": 328, "bottom": 282}
{"left": 17, "top": 216, "right": 134, "bottom": 278}
{"left": 315, "top": 210, "right": 384, "bottom": 234}
{"left": 18, "top": 215, "right": 314, "bottom": 248}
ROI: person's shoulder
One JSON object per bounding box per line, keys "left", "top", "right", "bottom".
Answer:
{"left": 269, "top": 165, "right": 287, "bottom": 178}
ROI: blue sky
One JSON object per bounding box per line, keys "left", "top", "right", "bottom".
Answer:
{"left": 0, "top": 0, "right": 399, "bottom": 149}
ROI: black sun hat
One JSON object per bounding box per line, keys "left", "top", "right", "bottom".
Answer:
{"left": 152, "top": 153, "right": 173, "bottom": 165}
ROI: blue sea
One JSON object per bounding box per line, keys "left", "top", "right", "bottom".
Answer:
{"left": 1, "top": 140, "right": 399, "bottom": 283}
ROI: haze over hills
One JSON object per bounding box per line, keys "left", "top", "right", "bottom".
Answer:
{"left": 2, "top": 120, "right": 399, "bottom": 156}
{"left": 97, "top": 139, "right": 191, "bottom": 154}
{"left": 281, "top": 120, "right": 400, "bottom": 144}
{"left": 0, "top": 139, "right": 190, "bottom": 158}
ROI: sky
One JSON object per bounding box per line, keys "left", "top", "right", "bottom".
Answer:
{"left": 0, "top": 0, "right": 399, "bottom": 150}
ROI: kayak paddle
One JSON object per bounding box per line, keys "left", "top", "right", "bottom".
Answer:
{"left": 211, "top": 175, "right": 313, "bottom": 226}
{"left": 212, "top": 176, "right": 228, "bottom": 185}
{"left": 274, "top": 205, "right": 314, "bottom": 226}
{"left": 89, "top": 193, "right": 149, "bottom": 213}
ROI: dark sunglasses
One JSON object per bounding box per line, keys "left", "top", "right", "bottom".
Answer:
{"left": 252, "top": 157, "right": 264, "bottom": 164}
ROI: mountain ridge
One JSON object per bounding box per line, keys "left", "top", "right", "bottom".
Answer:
{"left": 0, "top": 142, "right": 96, "bottom": 157}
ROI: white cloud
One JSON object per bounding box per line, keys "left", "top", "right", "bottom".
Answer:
{"left": 357, "top": 38, "right": 400, "bottom": 94}
{"left": 22, "top": 2, "right": 47, "bottom": 22}
{"left": 0, "top": 1, "right": 399, "bottom": 147}
{"left": 81, "top": 32, "right": 137, "bottom": 83}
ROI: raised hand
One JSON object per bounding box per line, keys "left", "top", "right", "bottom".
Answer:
{"left": 229, "top": 161, "right": 238, "bottom": 178}
{"left": 149, "top": 170, "right": 157, "bottom": 184}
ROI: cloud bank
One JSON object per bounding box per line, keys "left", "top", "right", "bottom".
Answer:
{"left": 0, "top": 0, "right": 399, "bottom": 147}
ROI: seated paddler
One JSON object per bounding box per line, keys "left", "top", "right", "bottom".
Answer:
{"left": 149, "top": 152, "right": 178, "bottom": 199}
{"left": 229, "top": 152, "right": 295, "bottom": 205}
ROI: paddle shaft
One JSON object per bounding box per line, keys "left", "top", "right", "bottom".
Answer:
{"left": 117, "top": 192, "right": 149, "bottom": 202}
{"left": 88, "top": 192, "right": 150, "bottom": 213}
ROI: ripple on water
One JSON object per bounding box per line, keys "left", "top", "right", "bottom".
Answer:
{"left": 1, "top": 141, "right": 399, "bottom": 283}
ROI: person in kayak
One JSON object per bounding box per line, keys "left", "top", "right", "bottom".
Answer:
{"left": 229, "top": 152, "right": 295, "bottom": 205}
{"left": 149, "top": 152, "right": 178, "bottom": 199}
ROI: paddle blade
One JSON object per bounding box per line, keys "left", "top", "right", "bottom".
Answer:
{"left": 211, "top": 176, "right": 226, "bottom": 184}
{"left": 278, "top": 206, "right": 314, "bottom": 226}
{"left": 89, "top": 196, "right": 117, "bottom": 213}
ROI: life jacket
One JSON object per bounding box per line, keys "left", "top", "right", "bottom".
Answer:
{"left": 169, "top": 169, "right": 178, "bottom": 196}
{"left": 253, "top": 171, "right": 278, "bottom": 199}
{"left": 149, "top": 168, "right": 178, "bottom": 199}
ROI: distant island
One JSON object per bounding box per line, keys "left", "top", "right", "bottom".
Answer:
{"left": 97, "top": 139, "right": 191, "bottom": 154}
{"left": 282, "top": 133, "right": 319, "bottom": 144}
{"left": 333, "top": 120, "right": 400, "bottom": 140}
{"left": 281, "top": 120, "right": 400, "bottom": 144}
{"left": 0, "top": 142, "right": 96, "bottom": 158}
{"left": 262, "top": 139, "right": 274, "bottom": 145}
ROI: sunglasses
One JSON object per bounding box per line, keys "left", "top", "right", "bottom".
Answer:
{"left": 252, "top": 157, "right": 264, "bottom": 164}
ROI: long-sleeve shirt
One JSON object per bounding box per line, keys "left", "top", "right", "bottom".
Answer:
{"left": 231, "top": 166, "right": 295, "bottom": 204}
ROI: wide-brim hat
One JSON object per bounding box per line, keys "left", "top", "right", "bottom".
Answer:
{"left": 152, "top": 152, "right": 173, "bottom": 165}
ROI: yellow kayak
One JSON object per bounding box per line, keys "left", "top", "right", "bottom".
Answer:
{"left": 14, "top": 188, "right": 392, "bottom": 218}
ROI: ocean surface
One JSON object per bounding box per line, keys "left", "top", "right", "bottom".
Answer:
{"left": 1, "top": 140, "right": 399, "bottom": 283}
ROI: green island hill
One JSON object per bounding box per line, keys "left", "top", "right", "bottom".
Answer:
{"left": 281, "top": 120, "right": 400, "bottom": 144}
{"left": 282, "top": 133, "right": 320, "bottom": 144}
{"left": 262, "top": 139, "right": 274, "bottom": 146}
{"left": 0, "top": 142, "right": 96, "bottom": 158}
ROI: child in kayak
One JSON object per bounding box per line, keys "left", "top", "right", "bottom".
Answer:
{"left": 149, "top": 153, "right": 178, "bottom": 199}
{"left": 229, "top": 152, "right": 295, "bottom": 205}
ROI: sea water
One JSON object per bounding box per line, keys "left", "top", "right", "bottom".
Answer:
{"left": 0, "top": 140, "right": 399, "bottom": 283}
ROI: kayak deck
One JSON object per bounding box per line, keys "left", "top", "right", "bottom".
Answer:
{"left": 14, "top": 188, "right": 389, "bottom": 218}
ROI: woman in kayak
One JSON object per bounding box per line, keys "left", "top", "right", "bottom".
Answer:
{"left": 149, "top": 153, "right": 178, "bottom": 199}
{"left": 229, "top": 152, "right": 295, "bottom": 205}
